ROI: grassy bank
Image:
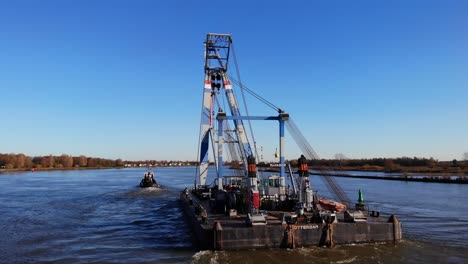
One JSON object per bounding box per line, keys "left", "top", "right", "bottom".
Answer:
{"left": 309, "top": 172, "right": 468, "bottom": 184}
{"left": 258, "top": 165, "right": 468, "bottom": 175}
{"left": 0, "top": 166, "right": 124, "bottom": 173}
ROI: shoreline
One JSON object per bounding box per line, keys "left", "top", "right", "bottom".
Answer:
{"left": 258, "top": 166, "right": 468, "bottom": 175}
{"left": 258, "top": 167, "right": 468, "bottom": 184}
{"left": 0, "top": 166, "right": 195, "bottom": 173}
{"left": 309, "top": 173, "right": 468, "bottom": 184}
{"left": 0, "top": 167, "right": 123, "bottom": 173}
{"left": 3, "top": 166, "right": 467, "bottom": 184}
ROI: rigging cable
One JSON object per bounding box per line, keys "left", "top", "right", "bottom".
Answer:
{"left": 214, "top": 93, "right": 244, "bottom": 177}
{"left": 285, "top": 118, "right": 352, "bottom": 207}
{"left": 231, "top": 43, "right": 258, "bottom": 161}
{"left": 227, "top": 75, "right": 281, "bottom": 113}
{"left": 285, "top": 118, "right": 319, "bottom": 160}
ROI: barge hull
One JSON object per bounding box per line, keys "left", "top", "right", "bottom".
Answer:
{"left": 180, "top": 192, "right": 402, "bottom": 250}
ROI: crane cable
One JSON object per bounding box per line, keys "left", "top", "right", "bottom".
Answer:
{"left": 285, "top": 118, "right": 319, "bottom": 160}
{"left": 231, "top": 43, "right": 259, "bottom": 160}
{"left": 227, "top": 75, "right": 281, "bottom": 113}
{"left": 285, "top": 118, "right": 352, "bottom": 207}
{"left": 214, "top": 94, "right": 244, "bottom": 177}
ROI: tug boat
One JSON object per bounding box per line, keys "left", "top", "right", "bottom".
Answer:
{"left": 139, "top": 171, "right": 160, "bottom": 188}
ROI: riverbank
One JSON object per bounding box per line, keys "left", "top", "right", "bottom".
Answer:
{"left": 0, "top": 165, "right": 194, "bottom": 173}
{"left": 0, "top": 167, "right": 124, "bottom": 173}
{"left": 310, "top": 165, "right": 468, "bottom": 174}
{"left": 258, "top": 165, "right": 468, "bottom": 175}
{"left": 309, "top": 172, "right": 468, "bottom": 184}
{"left": 257, "top": 167, "right": 468, "bottom": 184}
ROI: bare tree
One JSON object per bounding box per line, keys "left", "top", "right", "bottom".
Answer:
{"left": 384, "top": 159, "right": 394, "bottom": 171}
{"left": 334, "top": 153, "right": 347, "bottom": 167}
{"left": 87, "top": 157, "right": 96, "bottom": 167}
{"left": 79, "top": 155, "right": 88, "bottom": 167}
{"left": 15, "top": 154, "right": 26, "bottom": 169}
{"left": 463, "top": 152, "right": 468, "bottom": 162}
{"left": 60, "top": 154, "right": 74, "bottom": 168}
{"left": 115, "top": 159, "right": 124, "bottom": 167}
{"left": 24, "top": 156, "right": 33, "bottom": 168}
{"left": 47, "top": 155, "right": 55, "bottom": 168}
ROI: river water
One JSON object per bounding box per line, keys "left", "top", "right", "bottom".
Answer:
{"left": 1, "top": 167, "right": 467, "bottom": 263}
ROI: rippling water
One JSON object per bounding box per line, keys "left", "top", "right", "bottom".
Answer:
{"left": 1, "top": 167, "right": 467, "bottom": 263}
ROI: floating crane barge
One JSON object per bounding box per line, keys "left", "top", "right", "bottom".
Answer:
{"left": 180, "top": 193, "right": 402, "bottom": 250}
{"left": 181, "top": 33, "right": 402, "bottom": 250}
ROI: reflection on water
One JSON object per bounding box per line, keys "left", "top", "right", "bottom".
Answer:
{"left": 0, "top": 167, "right": 467, "bottom": 263}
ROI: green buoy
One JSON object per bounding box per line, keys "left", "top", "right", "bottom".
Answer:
{"left": 358, "top": 189, "right": 364, "bottom": 204}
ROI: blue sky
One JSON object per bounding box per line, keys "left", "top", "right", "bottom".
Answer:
{"left": 0, "top": 0, "right": 467, "bottom": 161}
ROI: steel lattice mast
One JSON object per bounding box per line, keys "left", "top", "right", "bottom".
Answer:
{"left": 197, "top": 34, "right": 254, "bottom": 187}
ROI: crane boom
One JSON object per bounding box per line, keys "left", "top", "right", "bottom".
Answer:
{"left": 197, "top": 34, "right": 254, "bottom": 187}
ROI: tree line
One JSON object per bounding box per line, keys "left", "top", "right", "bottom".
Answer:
{"left": 308, "top": 157, "right": 439, "bottom": 168}
{"left": 0, "top": 153, "right": 124, "bottom": 170}
{"left": 2, "top": 152, "right": 467, "bottom": 172}
{"left": 258, "top": 154, "right": 468, "bottom": 173}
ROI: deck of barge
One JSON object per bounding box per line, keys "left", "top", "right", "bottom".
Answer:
{"left": 180, "top": 191, "right": 402, "bottom": 250}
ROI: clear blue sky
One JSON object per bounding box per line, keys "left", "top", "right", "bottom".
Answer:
{"left": 0, "top": 0, "right": 466, "bottom": 161}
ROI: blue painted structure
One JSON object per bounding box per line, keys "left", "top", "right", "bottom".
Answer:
{"left": 216, "top": 113, "right": 289, "bottom": 178}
